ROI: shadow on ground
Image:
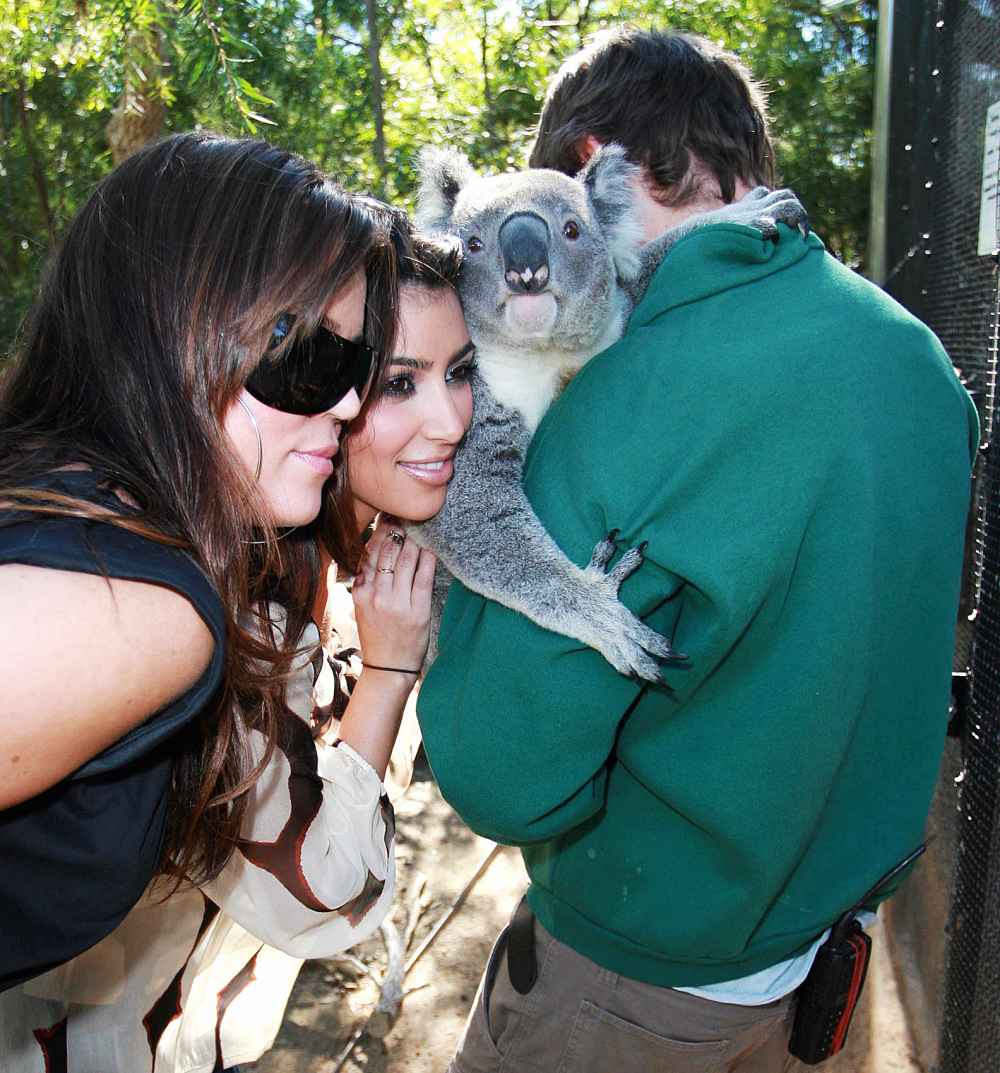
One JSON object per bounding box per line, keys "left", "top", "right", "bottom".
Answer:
{"left": 249, "top": 760, "right": 923, "bottom": 1073}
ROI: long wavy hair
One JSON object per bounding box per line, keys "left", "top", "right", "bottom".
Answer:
{"left": 0, "top": 132, "right": 399, "bottom": 884}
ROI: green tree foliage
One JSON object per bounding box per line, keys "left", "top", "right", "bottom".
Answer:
{"left": 0, "top": 0, "right": 875, "bottom": 348}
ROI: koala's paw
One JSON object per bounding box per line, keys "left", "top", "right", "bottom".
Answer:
{"left": 583, "top": 531, "right": 685, "bottom": 683}
{"left": 737, "top": 186, "right": 810, "bottom": 241}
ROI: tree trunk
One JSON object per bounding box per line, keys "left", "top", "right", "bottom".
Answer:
{"left": 15, "top": 85, "right": 55, "bottom": 250}
{"left": 577, "top": 0, "right": 594, "bottom": 47}
{"left": 106, "top": 29, "right": 166, "bottom": 165}
{"left": 313, "top": 0, "right": 328, "bottom": 38}
{"left": 365, "top": 0, "right": 387, "bottom": 195}
{"left": 0, "top": 111, "right": 18, "bottom": 276}
{"left": 480, "top": 7, "right": 493, "bottom": 110}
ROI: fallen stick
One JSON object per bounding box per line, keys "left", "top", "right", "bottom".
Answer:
{"left": 328, "top": 841, "right": 502, "bottom": 1072}
{"left": 401, "top": 873, "right": 429, "bottom": 953}
{"left": 405, "top": 842, "right": 502, "bottom": 974}
{"left": 328, "top": 1025, "right": 365, "bottom": 1073}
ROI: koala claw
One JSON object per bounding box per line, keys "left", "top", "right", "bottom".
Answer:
{"left": 588, "top": 529, "right": 620, "bottom": 571}
{"left": 724, "top": 186, "right": 810, "bottom": 242}
{"left": 582, "top": 534, "right": 686, "bottom": 681}
{"left": 760, "top": 188, "right": 810, "bottom": 240}
{"left": 612, "top": 617, "right": 685, "bottom": 683}
{"left": 607, "top": 545, "right": 644, "bottom": 586}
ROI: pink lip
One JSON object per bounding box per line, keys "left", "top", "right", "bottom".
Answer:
{"left": 397, "top": 457, "right": 455, "bottom": 486}
{"left": 293, "top": 443, "right": 339, "bottom": 475}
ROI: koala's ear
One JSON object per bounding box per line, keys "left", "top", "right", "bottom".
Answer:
{"left": 415, "top": 148, "right": 477, "bottom": 233}
{"left": 579, "top": 143, "right": 642, "bottom": 283}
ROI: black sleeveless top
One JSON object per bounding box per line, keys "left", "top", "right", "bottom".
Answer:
{"left": 0, "top": 472, "right": 226, "bottom": 992}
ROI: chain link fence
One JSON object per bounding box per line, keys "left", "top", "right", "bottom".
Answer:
{"left": 880, "top": 1, "right": 999, "bottom": 1069}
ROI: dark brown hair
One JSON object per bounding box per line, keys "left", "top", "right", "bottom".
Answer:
{"left": 326, "top": 212, "right": 463, "bottom": 573}
{"left": 0, "top": 132, "right": 398, "bottom": 884}
{"left": 529, "top": 28, "right": 775, "bottom": 207}
{"left": 317, "top": 197, "right": 403, "bottom": 574}
{"left": 399, "top": 226, "right": 464, "bottom": 290}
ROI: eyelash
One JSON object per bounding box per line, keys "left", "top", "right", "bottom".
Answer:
{"left": 450, "top": 358, "right": 478, "bottom": 383}
{"left": 380, "top": 359, "right": 478, "bottom": 400}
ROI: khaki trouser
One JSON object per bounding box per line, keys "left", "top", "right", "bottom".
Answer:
{"left": 449, "top": 912, "right": 799, "bottom": 1073}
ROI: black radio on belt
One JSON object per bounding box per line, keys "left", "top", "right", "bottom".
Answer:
{"left": 788, "top": 843, "right": 926, "bottom": 1065}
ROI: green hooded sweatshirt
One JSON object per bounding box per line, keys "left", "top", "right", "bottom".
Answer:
{"left": 417, "top": 223, "right": 978, "bottom": 986}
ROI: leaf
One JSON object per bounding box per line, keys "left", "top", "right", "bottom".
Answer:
{"left": 235, "top": 75, "right": 274, "bottom": 105}
{"left": 188, "top": 52, "right": 211, "bottom": 84}
{"left": 0, "top": 0, "right": 877, "bottom": 350}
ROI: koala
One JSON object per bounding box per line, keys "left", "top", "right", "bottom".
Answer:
{"left": 408, "top": 144, "right": 807, "bottom": 682}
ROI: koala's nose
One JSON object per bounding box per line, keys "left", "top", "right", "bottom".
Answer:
{"left": 499, "top": 213, "right": 551, "bottom": 294}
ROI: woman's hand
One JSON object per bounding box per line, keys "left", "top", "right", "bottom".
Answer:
{"left": 352, "top": 518, "right": 436, "bottom": 675}
{"left": 335, "top": 520, "right": 436, "bottom": 777}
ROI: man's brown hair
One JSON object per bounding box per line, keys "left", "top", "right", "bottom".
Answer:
{"left": 529, "top": 28, "right": 775, "bottom": 207}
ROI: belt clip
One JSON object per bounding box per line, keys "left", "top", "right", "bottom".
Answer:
{"left": 507, "top": 897, "right": 538, "bottom": 995}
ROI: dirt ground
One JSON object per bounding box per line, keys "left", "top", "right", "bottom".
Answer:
{"left": 249, "top": 756, "right": 924, "bottom": 1073}
{"left": 248, "top": 757, "right": 527, "bottom": 1073}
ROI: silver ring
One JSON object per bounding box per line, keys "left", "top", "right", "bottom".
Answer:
{"left": 377, "top": 566, "right": 395, "bottom": 575}
{"left": 387, "top": 529, "right": 405, "bottom": 545}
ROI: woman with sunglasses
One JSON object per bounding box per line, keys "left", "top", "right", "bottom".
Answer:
{"left": 0, "top": 134, "right": 461, "bottom": 1072}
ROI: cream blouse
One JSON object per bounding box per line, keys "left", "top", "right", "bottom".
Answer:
{"left": 0, "top": 610, "right": 394, "bottom": 1073}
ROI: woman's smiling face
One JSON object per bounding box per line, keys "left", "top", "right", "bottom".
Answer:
{"left": 346, "top": 284, "right": 474, "bottom": 527}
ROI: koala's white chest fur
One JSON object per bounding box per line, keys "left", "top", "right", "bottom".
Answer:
{"left": 478, "top": 352, "right": 565, "bottom": 434}
{"left": 477, "top": 295, "right": 631, "bottom": 435}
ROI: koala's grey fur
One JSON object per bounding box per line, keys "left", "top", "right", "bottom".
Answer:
{"left": 409, "top": 144, "right": 807, "bottom": 681}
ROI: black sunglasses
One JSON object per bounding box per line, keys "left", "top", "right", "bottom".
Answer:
{"left": 244, "top": 313, "right": 376, "bottom": 415}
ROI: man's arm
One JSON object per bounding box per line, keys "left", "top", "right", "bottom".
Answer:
{"left": 410, "top": 375, "right": 677, "bottom": 680}
{"left": 419, "top": 550, "right": 672, "bottom": 843}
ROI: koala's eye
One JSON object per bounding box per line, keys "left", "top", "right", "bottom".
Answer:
{"left": 563, "top": 220, "right": 581, "bottom": 240}
{"left": 467, "top": 236, "right": 484, "bottom": 253}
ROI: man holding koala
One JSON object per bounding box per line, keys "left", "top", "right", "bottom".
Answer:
{"left": 417, "top": 27, "right": 978, "bottom": 1073}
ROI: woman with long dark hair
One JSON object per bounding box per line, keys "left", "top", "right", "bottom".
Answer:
{"left": 0, "top": 133, "right": 471, "bottom": 1072}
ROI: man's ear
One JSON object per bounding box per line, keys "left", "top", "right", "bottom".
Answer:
{"left": 415, "top": 148, "right": 477, "bottom": 233}
{"left": 578, "top": 143, "right": 642, "bottom": 283}
{"left": 576, "top": 134, "right": 604, "bottom": 167}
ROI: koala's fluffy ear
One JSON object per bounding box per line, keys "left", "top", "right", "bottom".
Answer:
{"left": 415, "top": 148, "right": 477, "bottom": 233}
{"left": 579, "top": 143, "right": 642, "bottom": 283}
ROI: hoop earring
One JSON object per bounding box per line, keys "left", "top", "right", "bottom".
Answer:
{"left": 236, "top": 394, "right": 263, "bottom": 481}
